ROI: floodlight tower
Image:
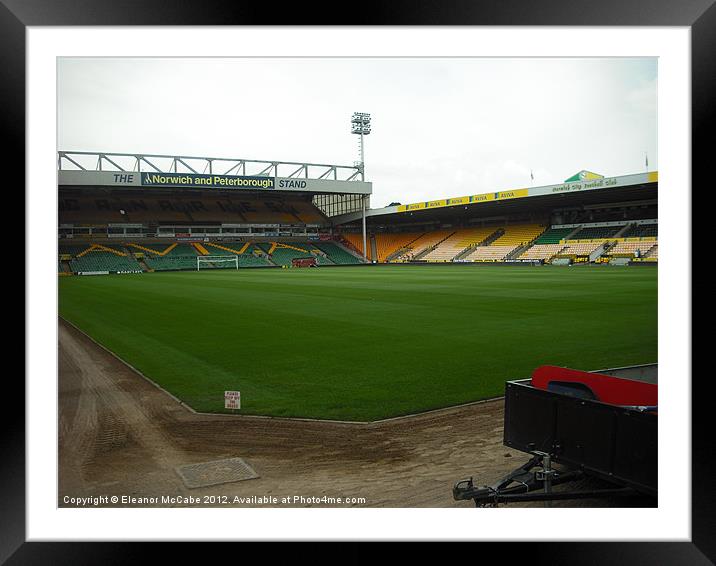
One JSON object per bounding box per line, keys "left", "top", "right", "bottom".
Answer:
{"left": 351, "top": 112, "right": 371, "bottom": 260}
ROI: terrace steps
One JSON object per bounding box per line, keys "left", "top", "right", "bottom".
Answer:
{"left": 193, "top": 242, "right": 211, "bottom": 255}
{"left": 413, "top": 231, "right": 456, "bottom": 260}
{"left": 205, "top": 242, "right": 250, "bottom": 255}
{"left": 128, "top": 242, "right": 178, "bottom": 256}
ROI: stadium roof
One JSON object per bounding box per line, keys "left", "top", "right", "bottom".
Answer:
{"left": 57, "top": 151, "right": 372, "bottom": 196}
{"left": 333, "top": 171, "right": 657, "bottom": 225}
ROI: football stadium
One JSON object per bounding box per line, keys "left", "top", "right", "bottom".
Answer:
{"left": 58, "top": 147, "right": 658, "bottom": 507}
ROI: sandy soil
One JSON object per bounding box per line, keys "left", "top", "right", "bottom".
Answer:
{"left": 58, "top": 318, "right": 653, "bottom": 508}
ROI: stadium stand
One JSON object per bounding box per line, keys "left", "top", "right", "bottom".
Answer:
{"left": 69, "top": 254, "right": 142, "bottom": 273}
{"left": 489, "top": 224, "right": 545, "bottom": 248}
{"left": 257, "top": 242, "right": 317, "bottom": 266}
{"left": 341, "top": 233, "right": 371, "bottom": 260}
{"left": 608, "top": 240, "right": 658, "bottom": 258}
{"left": 58, "top": 237, "right": 362, "bottom": 273}
{"left": 374, "top": 232, "right": 424, "bottom": 263}
{"left": 127, "top": 242, "right": 197, "bottom": 271}
{"left": 144, "top": 256, "right": 197, "bottom": 271}
{"left": 568, "top": 224, "right": 625, "bottom": 240}
{"left": 59, "top": 243, "right": 98, "bottom": 257}
{"left": 559, "top": 241, "right": 610, "bottom": 257}
{"left": 59, "top": 193, "right": 327, "bottom": 225}
{"left": 203, "top": 242, "right": 273, "bottom": 268}
{"left": 459, "top": 224, "right": 545, "bottom": 262}
{"left": 517, "top": 243, "right": 567, "bottom": 261}
{"left": 621, "top": 223, "right": 658, "bottom": 238}
{"left": 313, "top": 242, "right": 363, "bottom": 265}
{"left": 67, "top": 244, "right": 143, "bottom": 273}
{"left": 392, "top": 229, "right": 455, "bottom": 261}
{"left": 421, "top": 227, "right": 497, "bottom": 262}
{"left": 532, "top": 227, "right": 574, "bottom": 244}
{"left": 462, "top": 245, "right": 517, "bottom": 262}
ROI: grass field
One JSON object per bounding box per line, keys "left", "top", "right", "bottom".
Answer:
{"left": 58, "top": 265, "right": 657, "bottom": 421}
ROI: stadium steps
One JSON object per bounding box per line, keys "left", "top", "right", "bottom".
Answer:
{"left": 128, "top": 242, "right": 178, "bottom": 256}
{"left": 549, "top": 245, "right": 569, "bottom": 262}
{"left": 205, "top": 242, "right": 249, "bottom": 255}
{"left": 370, "top": 234, "right": 378, "bottom": 262}
{"left": 313, "top": 241, "right": 364, "bottom": 264}
{"left": 452, "top": 246, "right": 475, "bottom": 261}
{"left": 256, "top": 242, "right": 315, "bottom": 266}
{"left": 75, "top": 244, "right": 100, "bottom": 258}
{"left": 481, "top": 228, "right": 505, "bottom": 246}
{"left": 125, "top": 248, "right": 152, "bottom": 272}
{"left": 612, "top": 224, "right": 634, "bottom": 238}
{"left": 92, "top": 243, "right": 129, "bottom": 256}
{"left": 525, "top": 242, "right": 565, "bottom": 262}
{"left": 504, "top": 226, "right": 548, "bottom": 260}
{"left": 75, "top": 243, "right": 130, "bottom": 258}
{"left": 385, "top": 233, "right": 425, "bottom": 262}
{"left": 562, "top": 226, "right": 583, "bottom": 241}
{"left": 314, "top": 250, "right": 335, "bottom": 265}
{"left": 505, "top": 242, "right": 532, "bottom": 260}
{"left": 413, "top": 231, "right": 456, "bottom": 260}
{"left": 192, "top": 242, "right": 211, "bottom": 255}
{"left": 275, "top": 242, "right": 311, "bottom": 253}
{"left": 340, "top": 234, "right": 370, "bottom": 260}
{"left": 140, "top": 243, "right": 200, "bottom": 271}
{"left": 74, "top": 245, "right": 93, "bottom": 258}
{"left": 334, "top": 240, "right": 368, "bottom": 262}
{"left": 644, "top": 243, "right": 658, "bottom": 259}
{"left": 263, "top": 253, "right": 279, "bottom": 266}
{"left": 452, "top": 228, "right": 502, "bottom": 260}
{"left": 589, "top": 241, "right": 615, "bottom": 262}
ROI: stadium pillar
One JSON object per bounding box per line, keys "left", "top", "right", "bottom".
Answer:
{"left": 362, "top": 195, "right": 367, "bottom": 260}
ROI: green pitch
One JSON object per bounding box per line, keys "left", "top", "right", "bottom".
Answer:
{"left": 58, "top": 265, "right": 657, "bottom": 421}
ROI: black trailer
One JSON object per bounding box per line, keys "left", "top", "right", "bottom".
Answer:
{"left": 453, "top": 364, "right": 657, "bottom": 507}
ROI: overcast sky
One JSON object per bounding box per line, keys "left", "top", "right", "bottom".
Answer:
{"left": 58, "top": 58, "right": 657, "bottom": 208}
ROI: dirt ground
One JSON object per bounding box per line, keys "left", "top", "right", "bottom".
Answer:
{"left": 58, "top": 318, "right": 653, "bottom": 509}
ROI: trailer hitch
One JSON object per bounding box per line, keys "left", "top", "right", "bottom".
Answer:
{"left": 453, "top": 451, "right": 639, "bottom": 507}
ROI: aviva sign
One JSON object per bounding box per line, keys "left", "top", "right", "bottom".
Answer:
{"left": 141, "top": 172, "right": 275, "bottom": 189}
{"left": 397, "top": 188, "right": 528, "bottom": 212}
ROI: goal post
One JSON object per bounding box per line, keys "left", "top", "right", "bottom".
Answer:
{"left": 196, "top": 255, "right": 239, "bottom": 271}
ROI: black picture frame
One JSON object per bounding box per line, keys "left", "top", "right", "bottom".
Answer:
{"left": 9, "top": 1, "right": 709, "bottom": 563}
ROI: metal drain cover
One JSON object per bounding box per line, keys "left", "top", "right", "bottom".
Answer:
{"left": 176, "top": 457, "right": 259, "bottom": 489}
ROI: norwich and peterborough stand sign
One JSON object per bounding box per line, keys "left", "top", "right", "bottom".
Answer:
{"left": 141, "top": 172, "right": 275, "bottom": 190}
{"left": 57, "top": 170, "right": 372, "bottom": 194}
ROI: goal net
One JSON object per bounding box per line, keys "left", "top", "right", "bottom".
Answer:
{"left": 196, "top": 255, "right": 239, "bottom": 271}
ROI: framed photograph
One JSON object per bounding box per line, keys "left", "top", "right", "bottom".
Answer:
{"left": 12, "top": 0, "right": 709, "bottom": 561}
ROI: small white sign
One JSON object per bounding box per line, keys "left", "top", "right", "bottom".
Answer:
{"left": 224, "top": 391, "right": 241, "bottom": 410}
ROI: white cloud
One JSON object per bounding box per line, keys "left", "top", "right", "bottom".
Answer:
{"left": 58, "top": 57, "right": 657, "bottom": 208}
